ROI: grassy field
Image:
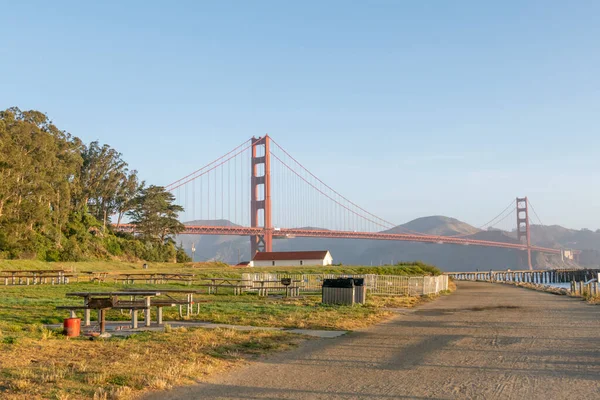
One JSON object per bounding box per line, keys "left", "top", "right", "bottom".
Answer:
{"left": 0, "top": 259, "right": 442, "bottom": 277}
{"left": 0, "top": 261, "right": 446, "bottom": 399}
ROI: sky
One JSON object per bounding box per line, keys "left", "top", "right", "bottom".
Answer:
{"left": 1, "top": 1, "right": 599, "bottom": 230}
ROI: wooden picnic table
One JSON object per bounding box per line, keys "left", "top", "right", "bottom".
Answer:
{"left": 252, "top": 280, "right": 302, "bottom": 297}
{"left": 62, "top": 291, "right": 161, "bottom": 332}
{"left": 0, "top": 269, "right": 71, "bottom": 285}
{"left": 0, "top": 269, "right": 66, "bottom": 274}
{"left": 123, "top": 289, "right": 211, "bottom": 319}
{"left": 197, "top": 277, "right": 253, "bottom": 295}
{"left": 81, "top": 271, "right": 109, "bottom": 282}
{"left": 114, "top": 272, "right": 195, "bottom": 285}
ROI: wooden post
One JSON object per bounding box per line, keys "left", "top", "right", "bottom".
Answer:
{"left": 187, "top": 294, "right": 191, "bottom": 317}
{"left": 145, "top": 297, "right": 151, "bottom": 327}
{"left": 157, "top": 307, "right": 163, "bottom": 325}
{"left": 132, "top": 310, "right": 138, "bottom": 329}
{"left": 84, "top": 296, "right": 91, "bottom": 326}
{"left": 99, "top": 310, "right": 106, "bottom": 333}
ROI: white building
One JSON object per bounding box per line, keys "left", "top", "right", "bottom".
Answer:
{"left": 250, "top": 251, "right": 333, "bottom": 267}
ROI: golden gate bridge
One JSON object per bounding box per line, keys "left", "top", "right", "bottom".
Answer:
{"left": 119, "top": 136, "right": 574, "bottom": 270}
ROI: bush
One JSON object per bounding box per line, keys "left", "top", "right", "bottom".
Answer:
{"left": 105, "top": 237, "right": 123, "bottom": 256}
{"left": 60, "top": 237, "right": 85, "bottom": 261}
{"left": 45, "top": 249, "right": 60, "bottom": 262}
{"left": 176, "top": 244, "right": 191, "bottom": 263}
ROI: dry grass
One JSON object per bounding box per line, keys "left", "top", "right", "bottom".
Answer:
{"left": 587, "top": 297, "right": 600, "bottom": 304}
{"left": 448, "top": 279, "right": 457, "bottom": 292}
{"left": 0, "top": 327, "right": 301, "bottom": 399}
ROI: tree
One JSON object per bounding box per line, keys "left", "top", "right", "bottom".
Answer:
{"left": 0, "top": 107, "right": 181, "bottom": 262}
{"left": 127, "top": 185, "right": 184, "bottom": 243}
{"left": 176, "top": 243, "right": 192, "bottom": 263}
{"left": 114, "top": 170, "right": 143, "bottom": 227}
{"left": 0, "top": 108, "right": 81, "bottom": 250}
{"left": 80, "top": 141, "right": 128, "bottom": 229}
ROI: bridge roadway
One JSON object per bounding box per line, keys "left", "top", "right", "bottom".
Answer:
{"left": 117, "top": 224, "right": 562, "bottom": 255}
{"left": 146, "top": 282, "right": 600, "bottom": 400}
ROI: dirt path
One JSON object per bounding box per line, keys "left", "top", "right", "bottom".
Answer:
{"left": 145, "top": 282, "right": 600, "bottom": 399}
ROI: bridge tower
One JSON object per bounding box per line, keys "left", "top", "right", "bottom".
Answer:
{"left": 250, "top": 135, "right": 272, "bottom": 255}
{"left": 516, "top": 197, "right": 533, "bottom": 270}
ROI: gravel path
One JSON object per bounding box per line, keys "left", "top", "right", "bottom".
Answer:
{"left": 145, "top": 282, "right": 600, "bottom": 399}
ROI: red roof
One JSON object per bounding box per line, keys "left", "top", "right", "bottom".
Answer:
{"left": 252, "top": 251, "right": 330, "bottom": 261}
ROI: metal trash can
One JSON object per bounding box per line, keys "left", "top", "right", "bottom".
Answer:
{"left": 63, "top": 318, "right": 81, "bottom": 337}
{"left": 352, "top": 278, "right": 367, "bottom": 304}
{"left": 322, "top": 278, "right": 355, "bottom": 305}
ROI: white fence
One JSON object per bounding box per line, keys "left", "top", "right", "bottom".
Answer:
{"left": 241, "top": 273, "right": 448, "bottom": 297}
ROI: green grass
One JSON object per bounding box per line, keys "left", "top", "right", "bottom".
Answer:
{"left": 0, "top": 260, "right": 442, "bottom": 277}
{"left": 0, "top": 281, "right": 395, "bottom": 331}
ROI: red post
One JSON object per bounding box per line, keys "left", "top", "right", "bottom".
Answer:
{"left": 250, "top": 136, "right": 272, "bottom": 255}
{"left": 516, "top": 197, "right": 532, "bottom": 270}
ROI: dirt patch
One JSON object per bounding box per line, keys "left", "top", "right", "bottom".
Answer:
{"left": 465, "top": 305, "right": 522, "bottom": 312}
{"left": 414, "top": 305, "right": 521, "bottom": 316}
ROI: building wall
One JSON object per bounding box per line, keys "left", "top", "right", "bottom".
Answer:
{"left": 252, "top": 258, "right": 331, "bottom": 267}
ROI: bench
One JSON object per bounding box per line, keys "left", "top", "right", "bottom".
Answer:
{"left": 3, "top": 274, "right": 76, "bottom": 285}
{"left": 114, "top": 277, "right": 194, "bottom": 285}
{"left": 195, "top": 284, "right": 252, "bottom": 295}
{"left": 257, "top": 286, "right": 301, "bottom": 297}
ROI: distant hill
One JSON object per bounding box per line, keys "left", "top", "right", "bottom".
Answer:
{"left": 529, "top": 225, "right": 600, "bottom": 266}
{"left": 175, "top": 216, "right": 597, "bottom": 271}
{"left": 385, "top": 216, "right": 480, "bottom": 236}
{"left": 184, "top": 219, "right": 240, "bottom": 227}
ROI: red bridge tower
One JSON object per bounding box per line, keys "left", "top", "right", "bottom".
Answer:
{"left": 516, "top": 197, "right": 533, "bottom": 270}
{"left": 250, "top": 136, "right": 272, "bottom": 255}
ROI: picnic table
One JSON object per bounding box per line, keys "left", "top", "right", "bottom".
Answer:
{"left": 0, "top": 269, "right": 72, "bottom": 285}
{"left": 252, "top": 279, "right": 302, "bottom": 297}
{"left": 197, "top": 278, "right": 253, "bottom": 295}
{"left": 124, "top": 288, "right": 210, "bottom": 319}
{"left": 59, "top": 291, "right": 161, "bottom": 333}
{"left": 80, "top": 271, "right": 109, "bottom": 283}
{"left": 114, "top": 272, "right": 195, "bottom": 285}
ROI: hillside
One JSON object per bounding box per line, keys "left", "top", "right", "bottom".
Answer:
{"left": 175, "top": 216, "right": 598, "bottom": 271}
{"left": 385, "top": 216, "right": 480, "bottom": 236}
{"left": 529, "top": 225, "right": 600, "bottom": 266}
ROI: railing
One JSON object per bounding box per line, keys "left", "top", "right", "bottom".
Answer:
{"left": 241, "top": 273, "right": 448, "bottom": 297}
{"left": 446, "top": 269, "right": 600, "bottom": 285}
{"left": 570, "top": 280, "right": 600, "bottom": 297}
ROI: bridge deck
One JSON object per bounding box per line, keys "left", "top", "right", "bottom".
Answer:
{"left": 116, "top": 225, "right": 563, "bottom": 255}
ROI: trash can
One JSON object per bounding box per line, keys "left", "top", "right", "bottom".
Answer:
{"left": 322, "top": 278, "right": 355, "bottom": 305}
{"left": 63, "top": 318, "right": 81, "bottom": 337}
{"left": 352, "top": 278, "right": 367, "bottom": 304}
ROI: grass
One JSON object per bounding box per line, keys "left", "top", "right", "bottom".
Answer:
{"left": 0, "top": 326, "right": 300, "bottom": 400}
{"left": 0, "top": 282, "right": 400, "bottom": 330}
{"left": 0, "top": 261, "right": 445, "bottom": 399}
{"left": 0, "top": 260, "right": 442, "bottom": 277}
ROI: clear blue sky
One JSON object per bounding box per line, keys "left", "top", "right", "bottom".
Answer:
{"left": 2, "top": 1, "right": 598, "bottom": 230}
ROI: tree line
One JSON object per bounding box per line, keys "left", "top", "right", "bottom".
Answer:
{"left": 0, "top": 107, "right": 190, "bottom": 262}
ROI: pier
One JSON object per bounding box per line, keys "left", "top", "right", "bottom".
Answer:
{"left": 446, "top": 268, "right": 600, "bottom": 284}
